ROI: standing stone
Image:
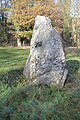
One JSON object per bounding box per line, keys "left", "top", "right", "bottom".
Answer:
{"left": 23, "top": 16, "right": 68, "bottom": 87}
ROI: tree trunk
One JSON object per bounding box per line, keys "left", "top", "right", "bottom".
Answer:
{"left": 72, "top": 18, "right": 79, "bottom": 48}
{"left": 17, "top": 38, "right": 21, "bottom": 47}
{"left": 75, "top": 18, "right": 79, "bottom": 49}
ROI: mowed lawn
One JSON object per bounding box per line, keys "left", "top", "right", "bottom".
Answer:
{"left": 0, "top": 47, "right": 80, "bottom": 120}
{"left": 0, "top": 47, "right": 29, "bottom": 73}
{"left": 0, "top": 47, "right": 30, "bottom": 86}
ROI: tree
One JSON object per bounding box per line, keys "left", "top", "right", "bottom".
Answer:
{"left": 0, "top": 0, "right": 12, "bottom": 46}
{"left": 12, "top": 0, "right": 62, "bottom": 46}
{"left": 0, "top": 0, "right": 12, "bottom": 26}
{"left": 58, "top": 0, "right": 80, "bottom": 48}
{"left": 70, "top": 0, "right": 80, "bottom": 48}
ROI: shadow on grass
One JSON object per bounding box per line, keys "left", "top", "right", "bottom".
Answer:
{"left": 0, "top": 59, "right": 80, "bottom": 86}
{"left": 0, "top": 67, "right": 25, "bottom": 86}
{"left": 66, "top": 60, "right": 80, "bottom": 82}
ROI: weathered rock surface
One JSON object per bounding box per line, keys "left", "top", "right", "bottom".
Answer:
{"left": 23, "top": 16, "right": 68, "bottom": 87}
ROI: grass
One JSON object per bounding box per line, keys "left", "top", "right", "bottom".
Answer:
{"left": 0, "top": 47, "right": 80, "bottom": 120}
{"left": 65, "top": 47, "right": 80, "bottom": 83}
{"left": 0, "top": 47, "right": 29, "bottom": 86}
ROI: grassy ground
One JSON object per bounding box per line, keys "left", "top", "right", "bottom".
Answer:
{"left": 0, "top": 47, "right": 29, "bottom": 86}
{"left": 0, "top": 47, "right": 80, "bottom": 120}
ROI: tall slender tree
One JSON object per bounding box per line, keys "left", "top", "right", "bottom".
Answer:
{"left": 58, "top": 0, "right": 80, "bottom": 48}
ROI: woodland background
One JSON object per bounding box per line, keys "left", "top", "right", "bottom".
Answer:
{"left": 0, "top": 0, "right": 80, "bottom": 48}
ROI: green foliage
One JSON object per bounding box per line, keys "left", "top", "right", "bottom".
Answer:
{"left": 0, "top": 47, "right": 80, "bottom": 120}
{"left": 16, "top": 30, "right": 33, "bottom": 39}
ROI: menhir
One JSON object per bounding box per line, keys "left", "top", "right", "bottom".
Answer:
{"left": 23, "top": 15, "right": 68, "bottom": 87}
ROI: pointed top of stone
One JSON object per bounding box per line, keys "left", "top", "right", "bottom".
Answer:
{"left": 34, "top": 15, "right": 52, "bottom": 30}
